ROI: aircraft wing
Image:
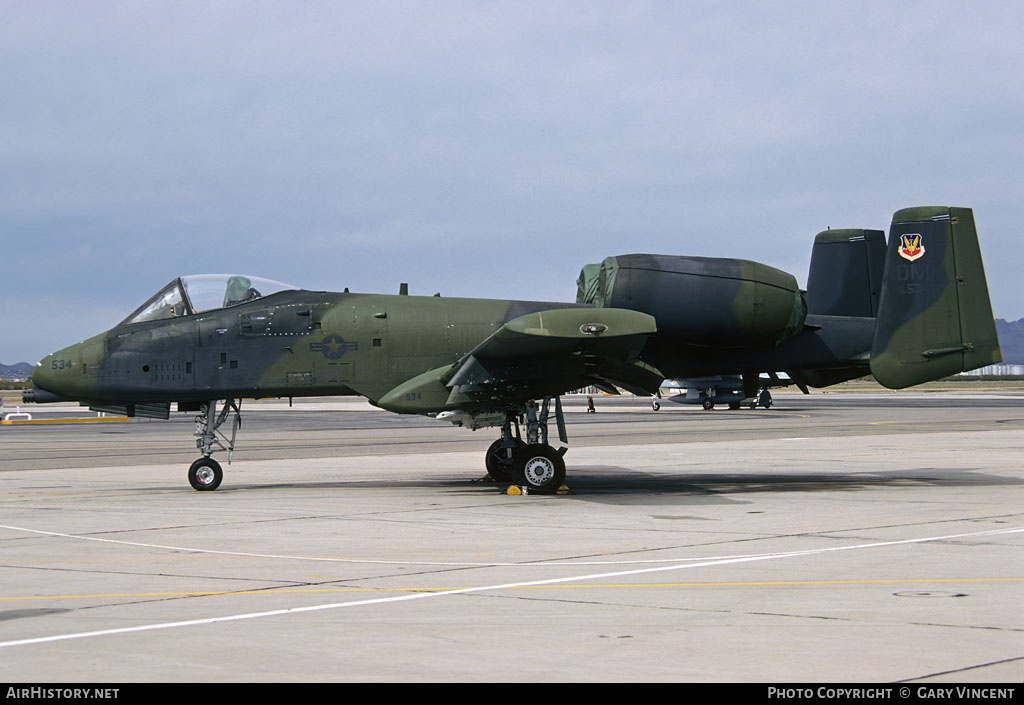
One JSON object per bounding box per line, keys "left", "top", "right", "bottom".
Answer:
{"left": 378, "top": 307, "right": 660, "bottom": 412}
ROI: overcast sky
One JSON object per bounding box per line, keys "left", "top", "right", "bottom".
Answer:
{"left": 2, "top": 1, "right": 1022, "bottom": 363}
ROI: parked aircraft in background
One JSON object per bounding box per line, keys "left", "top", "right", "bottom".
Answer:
{"left": 652, "top": 372, "right": 796, "bottom": 411}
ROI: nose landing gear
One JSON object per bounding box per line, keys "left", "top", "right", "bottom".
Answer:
{"left": 187, "top": 399, "right": 241, "bottom": 491}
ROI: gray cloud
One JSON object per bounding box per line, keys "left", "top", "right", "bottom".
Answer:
{"left": 2, "top": 1, "right": 1022, "bottom": 362}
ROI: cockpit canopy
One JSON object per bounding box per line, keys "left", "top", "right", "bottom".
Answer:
{"left": 123, "top": 275, "right": 298, "bottom": 325}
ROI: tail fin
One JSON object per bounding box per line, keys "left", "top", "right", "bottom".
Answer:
{"left": 870, "top": 206, "right": 1001, "bottom": 389}
{"left": 806, "top": 228, "right": 886, "bottom": 317}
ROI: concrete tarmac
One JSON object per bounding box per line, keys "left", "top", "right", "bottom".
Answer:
{"left": 0, "top": 393, "right": 1022, "bottom": 682}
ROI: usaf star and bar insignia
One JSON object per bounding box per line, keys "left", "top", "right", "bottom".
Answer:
{"left": 310, "top": 334, "right": 358, "bottom": 360}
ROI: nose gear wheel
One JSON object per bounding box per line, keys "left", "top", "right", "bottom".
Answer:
{"left": 188, "top": 457, "right": 223, "bottom": 491}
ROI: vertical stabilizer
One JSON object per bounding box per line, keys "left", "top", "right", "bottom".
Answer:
{"left": 870, "top": 206, "right": 1001, "bottom": 388}
{"left": 806, "top": 229, "right": 886, "bottom": 317}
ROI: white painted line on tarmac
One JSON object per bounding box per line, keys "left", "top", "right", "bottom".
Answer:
{"left": 1, "top": 526, "right": 1020, "bottom": 650}
{"left": 0, "top": 522, "right": 1019, "bottom": 568}
{"left": 1, "top": 522, "right": 718, "bottom": 566}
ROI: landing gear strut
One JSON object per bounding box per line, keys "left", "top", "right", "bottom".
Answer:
{"left": 485, "top": 397, "right": 568, "bottom": 493}
{"left": 188, "top": 399, "right": 241, "bottom": 491}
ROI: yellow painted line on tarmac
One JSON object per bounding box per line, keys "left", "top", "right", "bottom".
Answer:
{"left": 3, "top": 577, "right": 1020, "bottom": 602}
{"left": 1, "top": 417, "right": 130, "bottom": 426}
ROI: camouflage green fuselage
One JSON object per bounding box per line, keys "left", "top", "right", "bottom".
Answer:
{"left": 33, "top": 293, "right": 593, "bottom": 410}
{"left": 33, "top": 287, "right": 873, "bottom": 416}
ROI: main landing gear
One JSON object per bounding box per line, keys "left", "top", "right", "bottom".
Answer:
{"left": 484, "top": 397, "right": 569, "bottom": 494}
{"left": 188, "top": 399, "right": 241, "bottom": 491}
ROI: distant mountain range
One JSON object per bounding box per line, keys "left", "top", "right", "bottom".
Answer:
{"left": 0, "top": 362, "right": 33, "bottom": 380}
{"left": 1, "top": 318, "right": 1020, "bottom": 380}
{"left": 996, "top": 318, "right": 1024, "bottom": 364}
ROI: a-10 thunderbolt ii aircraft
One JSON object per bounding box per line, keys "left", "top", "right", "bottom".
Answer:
{"left": 25, "top": 206, "right": 1001, "bottom": 493}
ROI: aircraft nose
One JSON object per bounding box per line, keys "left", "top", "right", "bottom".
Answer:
{"left": 29, "top": 346, "right": 79, "bottom": 402}
{"left": 27, "top": 337, "right": 103, "bottom": 403}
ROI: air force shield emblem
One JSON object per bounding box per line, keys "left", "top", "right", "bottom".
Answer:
{"left": 899, "top": 233, "right": 925, "bottom": 262}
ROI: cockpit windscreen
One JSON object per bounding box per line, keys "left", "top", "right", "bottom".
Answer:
{"left": 123, "top": 275, "right": 298, "bottom": 325}
{"left": 181, "top": 275, "right": 296, "bottom": 313}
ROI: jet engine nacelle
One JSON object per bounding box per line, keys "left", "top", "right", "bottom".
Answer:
{"left": 577, "top": 254, "right": 807, "bottom": 348}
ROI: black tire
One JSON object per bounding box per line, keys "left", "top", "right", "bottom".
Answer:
{"left": 188, "top": 457, "right": 223, "bottom": 491}
{"left": 514, "top": 444, "right": 566, "bottom": 494}
{"left": 728, "top": 402, "right": 741, "bottom": 410}
{"left": 485, "top": 438, "right": 524, "bottom": 482}
{"left": 651, "top": 401, "right": 661, "bottom": 411}
{"left": 702, "top": 397, "right": 715, "bottom": 411}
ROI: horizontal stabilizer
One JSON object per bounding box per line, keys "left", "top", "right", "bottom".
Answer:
{"left": 806, "top": 229, "right": 886, "bottom": 317}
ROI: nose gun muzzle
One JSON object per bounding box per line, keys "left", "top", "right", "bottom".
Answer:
{"left": 23, "top": 384, "right": 72, "bottom": 404}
